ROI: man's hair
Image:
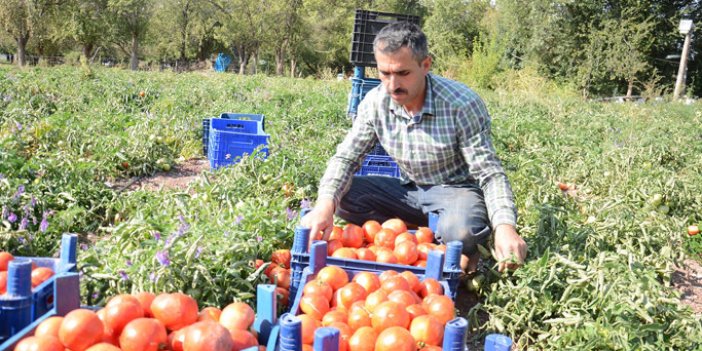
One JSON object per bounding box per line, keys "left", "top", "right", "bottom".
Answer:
{"left": 373, "top": 22, "right": 428, "bottom": 63}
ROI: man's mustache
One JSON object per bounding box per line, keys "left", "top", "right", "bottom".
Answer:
{"left": 390, "top": 88, "right": 407, "bottom": 94}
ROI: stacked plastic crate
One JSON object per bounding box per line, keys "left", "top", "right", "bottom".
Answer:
{"left": 203, "top": 113, "right": 271, "bottom": 169}
{"left": 347, "top": 10, "right": 420, "bottom": 178}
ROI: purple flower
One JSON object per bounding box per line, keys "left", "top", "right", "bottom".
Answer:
{"left": 30, "top": 197, "right": 37, "bottom": 207}
{"left": 126, "top": 260, "right": 133, "bottom": 267}
{"left": 149, "top": 272, "right": 158, "bottom": 282}
{"left": 119, "top": 270, "right": 129, "bottom": 280}
{"left": 235, "top": 215, "right": 244, "bottom": 224}
{"left": 152, "top": 231, "right": 161, "bottom": 241}
{"left": 0, "top": 174, "right": 4, "bottom": 180}
{"left": 18, "top": 237, "right": 25, "bottom": 244}
{"left": 13, "top": 185, "right": 24, "bottom": 200}
{"left": 15, "top": 122, "right": 22, "bottom": 131}
{"left": 286, "top": 208, "right": 297, "bottom": 221}
{"left": 92, "top": 292, "right": 100, "bottom": 299}
{"left": 80, "top": 243, "right": 88, "bottom": 251}
{"left": 19, "top": 217, "right": 28, "bottom": 230}
{"left": 300, "top": 199, "right": 311, "bottom": 209}
{"left": 8, "top": 212, "right": 17, "bottom": 223}
{"left": 257, "top": 236, "right": 263, "bottom": 242}
{"left": 195, "top": 247, "right": 202, "bottom": 258}
{"left": 155, "top": 250, "right": 170, "bottom": 266}
{"left": 40, "top": 217, "right": 49, "bottom": 232}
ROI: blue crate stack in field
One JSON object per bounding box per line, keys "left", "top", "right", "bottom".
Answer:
{"left": 203, "top": 113, "right": 270, "bottom": 170}
{"left": 347, "top": 10, "right": 420, "bottom": 179}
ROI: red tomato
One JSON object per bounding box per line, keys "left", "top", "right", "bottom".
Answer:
{"left": 34, "top": 316, "right": 64, "bottom": 338}
{"left": 271, "top": 249, "right": 291, "bottom": 268}
{"left": 349, "top": 326, "right": 378, "bottom": 351}
{"left": 150, "top": 293, "right": 198, "bottom": 331}
{"left": 119, "top": 318, "right": 168, "bottom": 351}
{"left": 375, "top": 327, "right": 415, "bottom": 351}
{"left": 31, "top": 267, "right": 54, "bottom": 288}
{"left": 58, "top": 309, "right": 104, "bottom": 351}
{"left": 103, "top": 299, "right": 144, "bottom": 336}
{"left": 134, "top": 292, "right": 156, "bottom": 318}
{"left": 0, "top": 252, "right": 14, "bottom": 271}
{"left": 183, "top": 321, "right": 234, "bottom": 351}
{"left": 15, "top": 335, "right": 65, "bottom": 351}
{"left": 410, "top": 315, "right": 444, "bottom": 346}
{"left": 220, "top": 302, "right": 255, "bottom": 332}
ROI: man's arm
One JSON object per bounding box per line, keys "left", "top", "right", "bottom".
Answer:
{"left": 456, "top": 99, "right": 527, "bottom": 270}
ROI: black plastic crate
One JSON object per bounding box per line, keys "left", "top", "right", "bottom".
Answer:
{"left": 350, "top": 9, "right": 421, "bottom": 67}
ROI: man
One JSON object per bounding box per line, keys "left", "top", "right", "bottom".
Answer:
{"left": 301, "top": 22, "right": 526, "bottom": 272}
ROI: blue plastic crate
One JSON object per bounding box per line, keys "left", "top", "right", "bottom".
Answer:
{"left": 286, "top": 241, "right": 468, "bottom": 351}
{"left": 346, "top": 77, "right": 381, "bottom": 118}
{"left": 207, "top": 113, "right": 270, "bottom": 169}
{"left": 355, "top": 155, "right": 400, "bottom": 178}
{"left": 0, "top": 270, "right": 81, "bottom": 350}
{"left": 350, "top": 10, "right": 421, "bottom": 67}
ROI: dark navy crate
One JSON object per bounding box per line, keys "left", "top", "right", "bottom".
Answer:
{"left": 355, "top": 155, "right": 400, "bottom": 178}
{"left": 0, "top": 269, "right": 80, "bottom": 349}
{"left": 207, "top": 114, "right": 270, "bottom": 169}
{"left": 350, "top": 9, "right": 421, "bottom": 67}
{"left": 287, "top": 241, "right": 468, "bottom": 351}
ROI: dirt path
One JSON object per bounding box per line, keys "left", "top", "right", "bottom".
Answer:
{"left": 672, "top": 258, "right": 702, "bottom": 316}
{"left": 116, "top": 158, "right": 210, "bottom": 191}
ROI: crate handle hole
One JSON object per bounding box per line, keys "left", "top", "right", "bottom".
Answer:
{"left": 225, "top": 123, "right": 245, "bottom": 129}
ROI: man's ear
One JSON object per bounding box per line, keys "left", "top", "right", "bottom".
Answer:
{"left": 421, "top": 56, "right": 432, "bottom": 73}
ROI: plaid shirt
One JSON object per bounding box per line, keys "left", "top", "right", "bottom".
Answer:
{"left": 318, "top": 73, "right": 517, "bottom": 228}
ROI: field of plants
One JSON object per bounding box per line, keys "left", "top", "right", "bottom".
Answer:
{"left": 1, "top": 65, "right": 701, "bottom": 350}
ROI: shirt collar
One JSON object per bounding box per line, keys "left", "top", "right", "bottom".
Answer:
{"left": 389, "top": 74, "right": 436, "bottom": 122}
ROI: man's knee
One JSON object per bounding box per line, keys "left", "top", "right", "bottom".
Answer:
{"left": 436, "top": 212, "right": 490, "bottom": 255}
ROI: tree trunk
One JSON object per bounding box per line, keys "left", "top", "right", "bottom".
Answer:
{"left": 626, "top": 79, "right": 634, "bottom": 100}
{"left": 290, "top": 58, "right": 296, "bottom": 78}
{"left": 275, "top": 45, "right": 285, "bottom": 76}
{"left": 16, "top": 35, "right": 29, "bottom": 67}
{"left": 82, "top": 43, "right": 94, "bottom": 61}
{"left": 251, "top": 50, "right": 258, "bottom": 74}
{"left": 238, "top": 47, "right": 248, "bottom": 74}
{"left": 130, "top": 33, "right": 139, "bottom": 71}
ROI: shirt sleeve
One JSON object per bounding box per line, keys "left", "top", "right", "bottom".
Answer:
{"left": 456, "top": 98, "right": 518, "bottom": 229}
{"left": 316, "top": 98, "right": 378, "bottom": 208}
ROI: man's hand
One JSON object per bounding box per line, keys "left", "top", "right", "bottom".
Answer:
{"left": 299, "top": 199, "right": 336, "bottom": 248}
{"left": 493, "top": 224, "right": 527, "bottom": 272}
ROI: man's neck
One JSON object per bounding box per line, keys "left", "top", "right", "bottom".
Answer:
{"left": 403, "top": 80, "right": 427, "bottom": 117}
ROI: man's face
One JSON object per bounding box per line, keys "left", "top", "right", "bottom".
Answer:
{"left": 375, "top": 46, "right": 431, "bottom": 108}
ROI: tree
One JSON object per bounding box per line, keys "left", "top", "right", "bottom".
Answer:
{"left": 0, "top": 0, "right": 63, "bottom": 67}
{"left": 65, "top": 0, "right": 112, "bottom": 62}
{"left": 108, "top": 0, "right": 152, "bottom": 70}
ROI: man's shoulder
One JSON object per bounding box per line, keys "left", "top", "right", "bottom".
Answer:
{"left": 430, "top": 74, "right": 484, "bottom": 109}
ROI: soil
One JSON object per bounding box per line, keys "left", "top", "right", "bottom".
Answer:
{"left": 113, "top": 158, "right": 210, "bottom": 192}
{"left": 671, "top": 258, "right": 702, "bottom": 316}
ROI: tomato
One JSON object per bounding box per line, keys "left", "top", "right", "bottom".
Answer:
{"left": 95, "top": 308, "right": 119, "bottom": 345}
{"left": 15, "top": 335, "right": 65, "bottom": 351}
{"left": 229, "top": 329, "right": 258, "bottom": 351}
{"left": 303, "top": 279, "right": 333, "bottom": 302}
{"left": 341, "top": 223, "right": 364, "bottom": 248}
{"left": 394, "top": 232, "right": 417, "bottom": 246}
{"left": 410, "top": 315, "right": 444, "bottom": 346}
{"left": 183, "top": 321, "right": 234, "bottom": 351}
{"left": 374, "top": 229, "right": 398, "bottom": 249}
{"left": 382, "top": 218, "right": 408, "bottom": 235}
{"left": 349, "top": 326, "right": 378, "bottom": 351}
{"left": 375, "top": 327, "right": 415, "bottom": 351}
{"left": 362, "top": 220, "right": 382, "bottom": 244}
{"left": 378, "top": 270, "right": 398, "bottom": 282}
{"left": 332, "top": 247, "right": 358, "bottom": 260}
{"left": 300, "top": 294, "right": 330, "bottom": 320}
{"left": 86, "top": 343, "right": 122, "bottom": 351}
{"left": 150, "top": 293, "right": 198, "bottom": 331}
{"left": 416, "top": 243, "right": 434, "bottom": 261}
{"left": 322, "top": 310, "right": 348, "bottom": 326}
{"left": 31, "top": 267, "right": 54, "bottom": 288}
{"left": 275, "top": 287, "right": 290, "bottom": 307}
{"left": 381, "top": 275, "right": 410, "bottom": 293}
{"left": 374, "top": 248, "right": 398, "bottom": 264}
{"left": 134, "top": 292, "right": 156, "bottom": 318}
{"left": 329, "top": 226, "right": 343, "bottom": 241}
{"left": 168, "top": 327, "right": 187, "bottom": 351}
{"left": 220, "top": 302, "right": 255, "bottom": 332}
{"left": 352, "top": 272, "right": 381, "bottom": 294}
{"left": 269, "top": 267, "right": 291, "bottom": 289}
{"left": 335, "top": 282, "right": 367, "bottom": 311}
{"left": 364, "top": 290, "right": 388, "bottom": 313}
{"left": 271, "top": 249, "right": 291, "bottom": 268}
{"left": 406, "top": 303, "right": 427, "bottom": 319}
{"left": 263, "top": 263, "right": 279, "bottom": 279}
{"left": 355, "top": 248, "right": 376, "bottom": 262}
{"left": 347, "top": 304, "right": 372, "bottom": 331}
{"left": 418, "top": 278, "right": 443, "bottom": 298}
{"left": 34, "top": 316, "right": 64, "bottom": 338}
{"left": 297, "top": 314, "right": 321, "bottom": 345}
{"left": 689, "top": 225, "right": 700, "bottom": 236}
{"left": 58, "top": 309, "right": 104, "bottom": 351}
{"left": 0, "top": 251, "right": 14, "bottom": 271}
{"left": 387, "top": 290, "right": 417, "bottom": 309}
{"left": 371, "top": 301, "right": 410, "bottom": 331}
{"left": 393, "top": 241, "right": 419, "bottom": 265}
{"left": 400, "top": 271, "right": 421, "bottom": 293}
{"left": 327, "top": 239, "right": 344, "bottom": 256}
{"left": 414, "top": 260, "right": 427, "bottom": 267}
{"left": 0, "top": 271, "right": 7, "bottom": 294}
{"left": 424, "top": 294, "right": 455, "bottom": 325}
{"left": 326, "top": 322, "right": 352, "bottom": 351}
{"left": 558, "top": 182, "right": 569, "bottom": 191}
{"left": 119, "top": 318, "right": 168, "bottom": 351}
{"left": 103, "top": 299, "right": 144, "bottom": 336}
{"left": 316, "top": 266, "right": 349, "bottom": 292}
{"left": 414, "top": 227, "right": 434, "bottom": 244}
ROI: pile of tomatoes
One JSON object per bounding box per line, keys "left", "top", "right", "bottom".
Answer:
{"left": 13, "top": 292, "right": 262, "bottom": 351}
{"left": 296, "top": 267, "right": 455, "bottom": 351}
{"left": 0, "top": 251, "right": 55, "bottom": 295}
{"left": 256, "top": 248, "right": 293, "bottom": 308}
{"left": 319, "top": 218, "right": 467, "bottom": 269}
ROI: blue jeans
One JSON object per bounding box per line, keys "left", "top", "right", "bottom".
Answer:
{"left": 336, "top": 176, "right": 491, "bottom": 255}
